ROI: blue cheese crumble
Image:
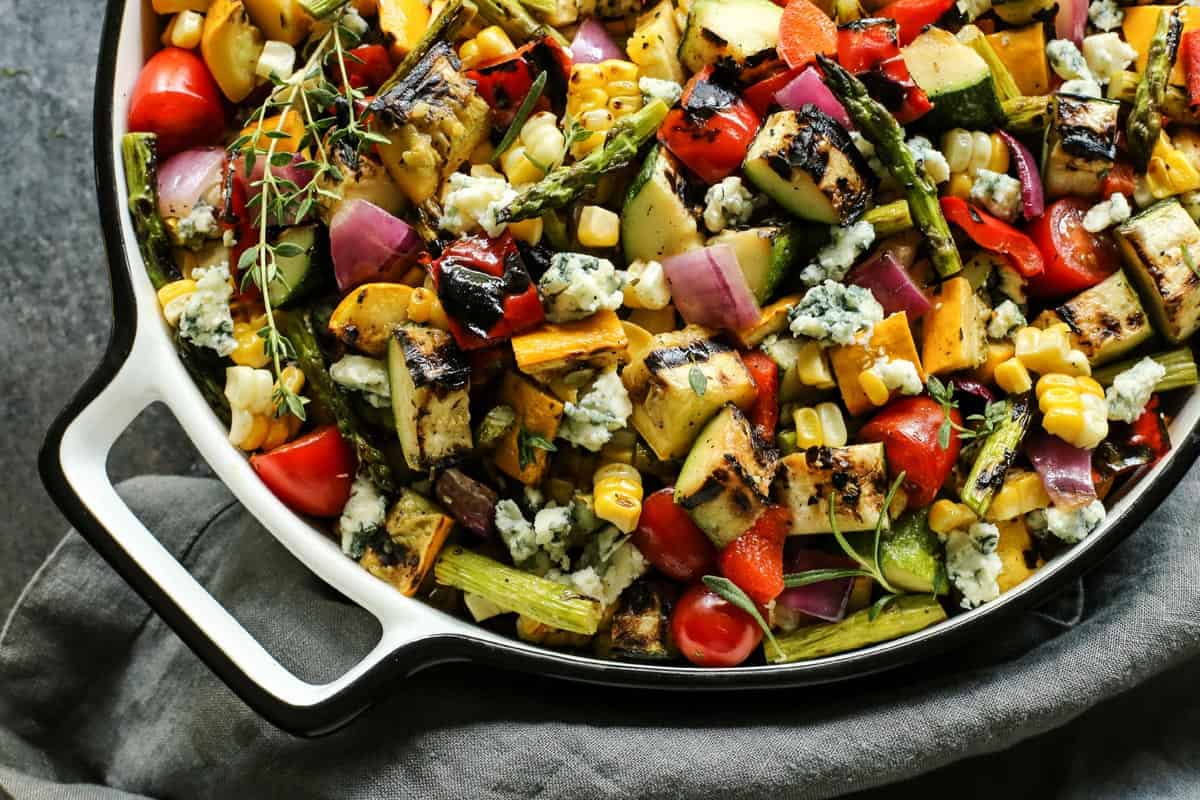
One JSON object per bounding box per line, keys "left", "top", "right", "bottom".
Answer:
{"left": 173, "top": 201, "right": 219, "bottom": 249}
{"left": 439, "top": 172, "right": 516, "bottom": 237}
{"left": 1047, "top": 39, "right": 1093, "bottom": 83}
{"left": 1082, "top": 192, "right": 1131, "bottom": 232}
{"left": 178, "top": 265, "right": 236, "bottom": 356}
{"left": 907, "top": 136, "right": 951, "bottom": 184}
{"left": 970, "top": 168, "right": 1023, "bottom": 222}
{"left": 1082, "top": 33, "right": 1137, "bottom": 85}
{"left": 945, "top": 521, "right": 1003, "bottom": 609}
{"left": 624, "top": 259, "right": 672, "bottom": 310}
{"left": 539, "top": 252, "right": 626, "bottom": 322}
{"left": 702, "top": 176, "right": 756, "bottom": 233}
{"left": 799, "top": 220, "right": 876, "bottom": 286}
{"left": 558, "top": 369, "right": 633, "bottom": 452}
{"left": 866, "top": 357, "right": 923, "bottom": 395}
{"left": 1105, "top": 356, "right": 1165, "bottom": 422}
{"left": 987, "top": 299, "right": 1027, "bottom": 340}
{"left": 329, "top": 355, "right": 391, "bottom": 408}
{"left": 494, "top": 498, "right": 574, "bottom": 570}
{"left": 639, "top": 76, "right": 683, "bottom": 108}
{"left": 788, "top": 280, "right": 884, "bottom": 346}
{"left": 1088, "top": 0, "right": 1123, "bottom": 32}
{"left": 338, "top": 474, "right": 388, "bottom": 556}
{"left": 1027, "top": 500, "right": 1106, "bottom": 544}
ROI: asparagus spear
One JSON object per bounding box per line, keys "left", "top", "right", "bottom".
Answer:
{"left": 435, "top": 547, "right": 604, "bottom": 634}
{"left": 763, "top": 594, "right": 947, "bottom": 663}
{"left": 377, "top": 0, "right": 474, "bottom": 95}
{"left": 497, "top": 100, "right": 670, "bottom": 223}
{"left": 280, "top": 310, "right": 396, "bottom": 495}
{"left": 1092, "top": 348, "right": 1199, "bottom": 392}
{"left": 961, "top": 394, "right": 1034, "bottom": 518}
{"left": 475, "top": 0, "right": 568, "bottom": 46}
{"left": 863, "top": 198, "right": 913, "bottom": 238}
{"left": 1107, "top": 72, "right": 1195, "bottom": 124}
{"left": 817, "top": 55, "right": 962, "bottom": 277}
{"left": 1127, "top": 8, "right": 1183, "bottom": 171}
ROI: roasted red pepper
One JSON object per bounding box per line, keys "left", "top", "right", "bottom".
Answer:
{"left": 836, "top": 19, "right": 931, "bottom": 124}
{"left": 659, "top": 66, "right": 760, "bottom": 184}
{"left": 1128, "top": 396, "right": 1171, "bottom": 463}
{"left": 467, "top": 36, "right": 572, "bottom": 128}
{"left": 1101, "top": 161, "right": 1137, "bottom": 200}
{"left": 718, "top": 506, "right": 790, "bottom": 606}
{"left": 941, "top": 196, "right": 1045, "bottom": 278}
{"left": 859, "top": 396, "right": 961, "bottom": 508}
{"left": 1184, "top": 29, "right": 1200, "bottom": 111}
{"left": 741, "top": 350, "right": 780, "bottom": 440}
{"left": 877, "top": 0, "right": 956, "bottom": 46}
{"left": 343, "top": 44, "right": 393, "bottom": 91}
{"left": 743, "top": 66, "right": 805, "bottom": 118}
{"left": 431, "top": 232, "right": 544, "bottom": 350}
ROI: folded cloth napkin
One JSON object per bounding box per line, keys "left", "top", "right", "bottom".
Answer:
{"left": 2, "top": 466, "right": 1200, "bottom": 800}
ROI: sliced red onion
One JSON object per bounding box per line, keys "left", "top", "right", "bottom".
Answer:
{"left": 662, "top": 244, "right": 762, "bottom": 330}
{"left": 330, "top": 199, "right": 424, "bottom": 291}
{"left": 1055, "top": 0, "right": 1087, "bottom": 45}
{"left": 998, "top": 130, "right": 1045, "bottom": 221}
{"left": 777, "top": 549, "right": 857, "bottom": 623}
{"left": 845, "top": 251, "right": 931, "bottom": 319}
{"left": 775, "top": 67, "right": 852, "bottom": 129}
{"left": 157, "top": 147, "right": 225, "bottom": 219}
{"left": 1026, "top": 430, "right": 1097, "bottom": 509}
{"left": 571, "top": 17, "right": 623, "bottom": 64}
{"left": 236, "top": 152, "right": 317, "bottom": 226}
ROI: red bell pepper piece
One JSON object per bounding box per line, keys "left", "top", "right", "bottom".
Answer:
{"left": 873, "top": 55, "right": 933, "bottom": 124}
{"left": 718, "top": 506, "right": 790, "bottom": 606}
{"left": 837, "top": 18, "right": 901, "bottom": 74}
{"left": 658, "top": 66, "right": 760, "bottom": 184}
{"left": 859, "top": 396, "right": 961, "bottom": 508}
{"left": 343, "top": 44, "right": 393, "bottom": 92}
{"left": 250, "top": 426, "right": 356, "bottom": 518}
{"left": 1101, "top": 161, "right": 1137, "bottom": 200}
{"left": 940, "top": 196, "right": 1045, "bottom": 278}
{"left": 1184, "top": 29, "right": 1200, "bottom": 111}
{"left": 1129, "top": 396, "right": 1171, "bottom": 463}
{"left": 833, "top": 19, "right": 930, "bottom": 123}
{"left": 467, "top": 36, "right": 572, "bottom": 128}
{"left": 431, "top": 232, "right": 545, "bottom": 350}
{"left": 741, "top": 350, "right": 780, "bottom": 440}
{"left": 743, "top": 66, "right": 805, "bottom": 118}
{"left": 877, "top": 0, "right": 956, "bottom": 46}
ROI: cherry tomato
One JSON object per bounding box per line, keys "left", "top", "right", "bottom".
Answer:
{"left": 343, "top": 44, "right": 393, "bottom": 92}
{"left": 127, "top": 47, "right": 225, "bottom": 157}
{"left": 859, "top": 396, "right": 961, "bottom": 508}
{"left": 632, "top": 489, "right": 718, "bottom": 583}
{"left": 717, "top": 506, "right": 790, "bottom": 606}
{"left": 250, "top": 426, "right": 356, "bottom": 517}
{"left": 1026, "top": 197, "right": 1121, "bottom": 298}
{"left": 671, "top": 584, "right": 763, "bottom": 667}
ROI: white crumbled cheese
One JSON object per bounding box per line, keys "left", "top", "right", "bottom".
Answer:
{"left": 970, "top": 168, "right": 1024, "bottom": 222}
{"left": 329, "top": 355, "right": 391, "bottom": 408}
{"left": 639, "top": 76, "right": 683, "bottom": 107}
{"left": 1082, "top": 192, "right": 1132, "bottom": 233}
{"left": 1027, "top": 500, "right": 1107, "bottom": 544}
{"left": 338, "top": 475, "right": 388, "bottom": 556}
{"left": 1106, "top": 356, "right": 1165, "bottom": 422}
{"left": 179, "top": 265, "right": 236, "bottom": 356}
{"left": 561, "top": 540, "right": 649, "bottom": 607}
{"left": 494, "top": 499, "right": 575, "bottom": 569}
{"left": 945, "top": 522, "right": 1003, "bottom": 609}
{"left": 907, "top": 135, "right": 951, "bottom": 184}
{"left": 788, "top": 280, "right": 884, "bottom": 346}
{"left": 439, "top": 172, "right": 517, "bottom": 237}
{"left": 255, "top": 40, "right": 296, "bottom": 81}
{"left": 558, "top": 369, "right": 633, "bottom": 452}
{"left": 851, "top": 131, "right": 888, "bottom": 180}
{"left": 702, "top": 176, "right": 756, "bottom": 233}
{"left": 539, "top": 252, "right": 626, "bottom": 322}
{"left": 463, "top": 592, "right": 508, "bottom": 622}
{"left": 867, "top": 357, "right": 923, "bottom": 396}
{"left": 1059, "top": 78, "right": 1104, "bottom": 98}
{"left": 1047, "top": 39, "right": 1094, "bottom": 82}
{"left": 1082, "top": 33, "right": 1138, "bottom": 84}
{"left": 955, "top": 0, "right": 992, "bottom": 21}
{"left": 800, "top": 219, "right": 876, "bottom": 286}
{"left": 523, "top": 485, "right": 545, "bottom": 511}
{"left": 1088, "top": 0, "right": 1124, "bottom": 31}
{"left": 987, "top": 299, "right": 1027, "bottom": 340}
{"left": 624, "top": 259, "right": 672, "bottom": 310}
{"left": 174, "top": 201, "right": 219, "bottom": 247}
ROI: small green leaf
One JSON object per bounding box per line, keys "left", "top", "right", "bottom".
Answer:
{"left": 702, "top": 575, "right": 779, "bottom": 652}
{"left": 782, "top": 568, "right": 872, "bottom": 588}
{"left": 491, "top": 71, "right": 549, "bottom": 165}
{"left": 273, "top": 241, "right": 306, "bottom": 258}
{"left": 689, "top": 365, "right": 707, "bottom": 396}
{"left": 867, "top": 593, "right": 897, "bottom": 621}
{"left": 237, "top": 245, "right": 260, "bottom": 273}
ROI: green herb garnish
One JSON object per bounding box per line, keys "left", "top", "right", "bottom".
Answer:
{"left": 701, "top": 575, "right": 780, "bottom": 651}
{"left": 491, "top": 71, "right": 548, "bottom": 165}
{"left": 517, "top": 427, "right": 557, "bottom": 470}
{"left": 689, "top": 365, "right": 707, "bottom": 397}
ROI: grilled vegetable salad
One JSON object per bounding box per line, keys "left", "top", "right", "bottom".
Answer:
{"left": 124, "top": 0, "right": 1200, "bottom": 667}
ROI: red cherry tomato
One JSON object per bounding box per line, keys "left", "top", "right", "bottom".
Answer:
{"left": 343, "top": 44, "right": 393, "bottom": 91}
{"left": 250, "top": 426, "right": 356, "bottom": 517}
{"left": 1026, "top": 197, "right": 1122, "bottom": 299}
{"left": 127, "top": 47, "right": 225, "bottom": 157}
{"left": 671, "top": 584, "right": 763, "bottom": 667}
{"left": 632, "top": 488, "right": 718, "bottom": 583}
{"left": 718, "top": 506, "right": 790, "bottom": 606}
{"left": 741, "top": 350, "right": 780, "bottom": 439}
{"left": 859, "top": 396, "right": 961, "bottom": 508}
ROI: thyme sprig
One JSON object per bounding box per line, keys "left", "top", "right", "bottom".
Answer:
{"left": 927, "top": 376, "right": 1007, "bottom": 450}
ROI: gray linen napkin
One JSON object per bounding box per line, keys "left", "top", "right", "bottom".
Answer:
{"left": 2, "top": 465, "right": 1199, "bottom": 800}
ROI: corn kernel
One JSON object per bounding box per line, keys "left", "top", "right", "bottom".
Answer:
{"left": 163, "top": 10, "right": 204, "bottom": 49}
{"left": 858, "top": 369, "right": 891, "bottom": 407}
{"left": 985, "top": 470, "right": 1050, "bottom": 521}
{"left": 796, "top": 341, "right": 836, "bottom": 388}
{"left": 469, "top": 163, "right": 505, "bottom": 180}
{"left": 994, "top": 357, "right": 1032, "bottom": 394}
{"left": 458, "top": 39, "right": 481, "bottom": 69}
{"left": 986, "top": 133, "right": 1010, "bottom": 174}
{"left": 474, "top": 25, "right": 516, "bottom": 62}
{"left": 1013, "top": 324, "right": 1090, "bottom": 376}
{"left": 816, "top": 402, "right": 847, "bottom": 447}
{"left": 508, "top": 216, "right": 544, "bottom": 245}
{"left": 602, "top": 60, "right": 639, "bottom": 82}
{"left": 577, "top": 205, "right": 620, "bottom": 248}
{"left": 261, "top": 417, "right": 293, "bottom": 451}
{"left": 793, "top": 407, "right": 823, "bottom": 449}
{"left": 593, "top": 462, "right": 644, "bottom": 533}
{"left": 946, "top": 172, "right": 973, "bottom": 200}
{"left": 968, "top": 130, "right": 992, "bottom": 175}
{"left": 157, "top": 279, "right": 196, "bottom": 327}
{"left": 277, "top": 364, "right": 306, "bottom": 396}
{"left": 930, "top": 500, "right": 977, "bottom": 534}
{"left": 230, "top": 321, "right": 270, "bottom": 368}
{"left": 241, "top": 413, "right": 271, "bottom": 451}
{"left": 500, "top": 146, "right": 546, "bottom": 186}
{"left": 1036, "top": 373, "right": 1108, "bottom": 449}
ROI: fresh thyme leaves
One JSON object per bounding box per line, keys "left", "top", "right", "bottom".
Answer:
{"left": 701, "top": 575, "right": 780, "bottom": 651}
{"left": 927, "top": 375, "right": 959, "bottom": 450}
{"left": 492, "top": 71, "right": 548, "bottom": 165}
{"left": 689, "top": 365, "right": 707, "bottom": 396}
{"left": 563, "top": 115, "right": 597, "bottom": 151}
{"left": 782, "top": 568, "right": 873, "bottom": 588}
{"left": 517, "top": 427, "right": 557, "bottom": 470}
{"left": 927, "top": 376, "right": 1006, "bottom": 449}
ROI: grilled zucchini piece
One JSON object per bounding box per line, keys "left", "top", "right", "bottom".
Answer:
{"left": 707, "top": 225, "right": 804, "bottom": 304}
{"left": 606, "top": 579, "right": 679, "bottom": 661}
{"left": 622, "top": 145, "right": 704, "bottom": 263}
{"left": 1042, "top": 94, "right": 1120, "bottom": 200}
{"left": 743, "top": 108, "right": 877, "bottom": 225}
{"left": 1044, "top": 270, "right": 1154, "bottom": 366}
{"left": 622, "top": 326, "right": 757, "bottom": 460}
{"left": 902, "top": 26, "right": 1004, "bottom": 131}
{"left": 675, "top": 404, "right": 778, "bottom": 548}
{"left": 369, "top": 41, "right": 491, "bottom": 204}
{"left": 387, "top": 325, "right": 472, "bottom": 470}
{"left": 678, "top": 0, "right": 783, "bottom": 76}
{"left": 1114, "top": 199, "right": 1200, "bottom": 343}
{"left": 360, "top": 489, "right": 454, "bottom": 596}
{"left": 774, "top": 443, "right": 889, "bottom": 535}
{"left": 494, "top": 371, "right": 565, "bottom": 484}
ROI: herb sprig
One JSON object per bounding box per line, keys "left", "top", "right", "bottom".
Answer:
{"left": 927, "top": 376, "right": 1006, "bottom": 450}
{"left": 517, "top": 426, "right": 557, "bottom": 470}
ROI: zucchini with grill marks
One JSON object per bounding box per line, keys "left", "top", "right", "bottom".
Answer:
{"left": 774, "top": 443, "right": 890, "bottom": 535}
{"left": 622, "top": 145, "right": 704, "bottom": 264}
{"left": 1114, "top": 199, "right": 1200, "bottom": 344}
{"left": 1042, "top": 94, "right": 1120, "bottom": 200}
{"left": 1043, "top": 270, "right": 1154, "bottom": 366}
{"left": 678, "top": 0, "right": 784, "bottom": 77}
{"left": 605, "top": 579, "right": 679, "bottom": 661}
{"left": 388, "top": 324, "right": 473, "bottom": 470}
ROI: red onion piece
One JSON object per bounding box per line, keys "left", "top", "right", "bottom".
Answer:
{"left": 1055, "top": 0, "right": 1087, "bottom": 45}
{"left": 157, "top": 147, "right": 225, "bottom": 219}
{"left": 330, "top": 199, "right": 424, "bottom": 291}
{"left": 235, "top": 152, "right": 317, "bottom": 226}
{"left": 571, "top": 17, "right": 623, "bottom": 64}
{"left": 998, "top": 130, "right": 1045, "bottom": 221}
{"left": 662, "top": 244, "right": 762, "bottom": 330}
{"left": 845, "top": 251, "right": 932, "bottom": 319}
{"left": 777, "top": 549, "right": 857, "bottom": 623}
{"left": 775, "top": 67, "right": 853, "bottom": 129}
{"left": 1026, "top": 430, "right": 1097, "bottom": 509}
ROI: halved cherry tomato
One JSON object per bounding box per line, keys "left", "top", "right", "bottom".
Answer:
{"left": 859, "top": 396, "right": 961, "bottom": 508}
{"left": 940, "top": 196, "right": 1044, "bottom": 278}
{"left": 877, "top": 0, "right": 956, "bottom": 45}
{"left": 128, "top": 47, "right": 225, "bottom": 157}
{"left": 658, "top": 67, "right": 760, "bottom": 184}
{"left": 671, "top": 584, "right": 763, "bottom": 667}
{"left": 1129, "top": 396, "right": 1171, "bottom": 463}
{"left": 343, "top": 44, "right": 393, "bottom": 92}
{"left": 778, "top": 0, "right": 838, "bottom": 69}
{"left": 718, "top": 506, "right": 790, "bottom": 606}
{"left": 741, "top": 350, "right": 780, "bottom": 439}
{"left": 1102, "top": 162, "right": 1136, "bottom": 200}
{"left": 632, "top": 488, "right": 718, "bottom": 582}
{"left": 250, "top": 426, "right": 356, "bottom": 517}
{"left": 1026, "top": 197, "right": 1121, "bottom": 298}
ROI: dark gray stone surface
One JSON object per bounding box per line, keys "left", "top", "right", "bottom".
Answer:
{"left": 0, "top": 0, "right": 207, "bottom": 612}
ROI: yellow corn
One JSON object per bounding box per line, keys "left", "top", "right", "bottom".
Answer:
{"left": 946, "top": 172, "right": 973, "bottom": 200}
{"left": 577, "top": 205, "right": 620, "bottom": 248}
{"left": 796, "top": 341, "right": 837, "bottom": 389}
{"left": 500, "top": 112, "right": 565, "bottom": 186}
{"left": 157, "top": 279, "right": 196, "bottom": 327}
{"left": 985, "top": 133, "right": 1010, "bottom": 174}
{"left": 626, "top": 305, "right": 677, "bottom": 334}
{"left": 1036, "top": 373, "right": 1108, "bottom": 449}
{"left": 792, "top": 402, "right": 847, "bottom": 449}
{"left": 567, "top": 60, "right": 642, "bottom": 157}
{"left": 277, "top": 364, "right": 306, "bottom": 396}
{"left": 941, "top": 129, "right": 1006, "bottom": 194}
{"left": 858, "top": 369, "right": 891, "bottom": 407}
{"left": 261, "top": 416, "right": 293, "bottom": 451}
{"left": 1013, "top": 324, "right": 1090, "bottom": 376}
{"left": 929, "top": 500, "right": 977, "bottom": 534}
{"left": 985, "top": 469, "right": 1050, "bottom": 521}
{"left": 406, "top": 288, "right": 451, "bottom": 330}
{"left": 162, "top": 10, "right": 204, "bottom": 49}
{"left": 457, "top": 25, "right": 515, "bottom": 70}
{"left": 994, "top": 357, "right": 1032, "bottom": 394}
{"left": 593, "top": 462, "right": 644, "bottom": 533}
{"left": 230, "top": 320, "right": 270, "bottom": 368}
{"left": 239, "top": 414, "right": 272, "bottom": 452}
{"left": 793, "top": 407, "right": 824, "bottom": 449}
{"left": 469, "top": 163, "right": 505, "bottom": 180}
{"left": 226, "top": 365, "right": 306, "bottom": 451}
{"left": 1146, "top": 131, "right": 1200, "bottom": 199}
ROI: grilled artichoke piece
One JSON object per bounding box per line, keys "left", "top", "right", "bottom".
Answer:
{"left": 387, "top": 324, "right": 473, "bottom": 470}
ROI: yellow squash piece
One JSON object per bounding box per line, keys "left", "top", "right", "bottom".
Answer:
{"left": 1146, "top": 130, "right": 1200, "bottom": 200}
{"left": 327, "top": 282, "right": 414, "bottom": 356}
{"left": 829, "top": 312, "right": 925, "bottom": 416}
{"left": 1123, "top": 6, "right": 1200, "bottom": 87}
{"left": 510, "top": 310, "right": 629, "bottom": 378}
{"left": 974, "top": 341, "right": 1017, "bottom": 386}
{"left": 361, "top": 489, "right": 455, "bottom": 597}
{"left": 922, "top": 277, "right": 987, "bottom": 377}
{"left": 494, "top": 372, "right": 565, "bottom": 485}
{"left": 984, "top": 468, "right": 1050, "bottom": 522}
{"left": 987, "top": 24, "right": 1049, "bottom": 96}
{"left": 378, "top": 0, "right": 431, "bottom": 60}
{"left": 201, "top": 0, "right": 265, "bottom": 103}
{"left": 730, "top": 295, "right": 800, "bottom": 349}
{"left": 239, "top": 109, "right": 305, "bottom": 154}
{"left": 626, "top": 0, "right": 685, "bottom": 82}
{"left": 242, "top": 0, "right": 312, "bottom": 44}
{"left": 996, "top": 517, "right": 1043, "bottom": 593}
